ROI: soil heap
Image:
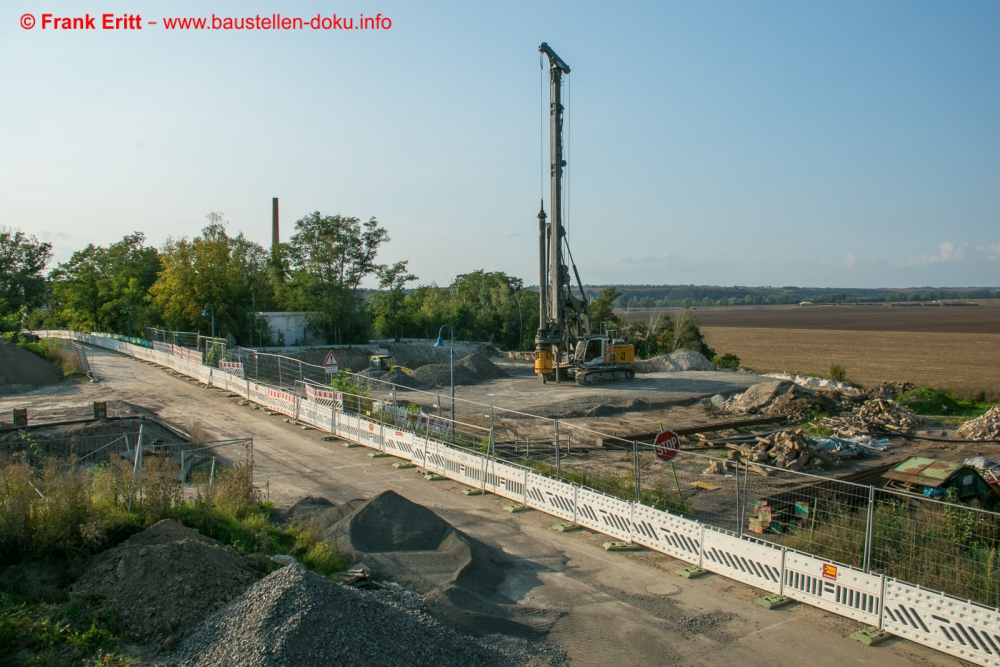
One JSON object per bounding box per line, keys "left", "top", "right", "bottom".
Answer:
{"left": 356, "top": 367, "right": 428, "bottom": 390}
{"left": 959, "top": 405, "right": 1000, "bottom": 441}
{"left": 0, "top": 339, "right": 63, "bottom": 393}
{"left": 412, "top": 353, "right": 509, "bottom": 388}
{"left": 171, "top": 563, "right": 527, "bottom": 667}
{"left": 70, "top": 520, "right": 260, "bottom": 644}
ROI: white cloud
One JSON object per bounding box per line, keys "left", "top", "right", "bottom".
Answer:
{"left": 842, "top": 253, "right": 856, "bottom": 267}
{"left": 979, "top": 242, "right": 1000, "bottom": 262}
{"left": 910, "top": 241, "right": 966, "bottom": 265}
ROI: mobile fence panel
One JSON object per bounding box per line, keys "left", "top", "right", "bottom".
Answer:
{"left": 484, "top": 460, "right": 527, "bottom": 504}
{"left": 265, "top": 388, "right": 298, "bottom": 417}
{"left": 336, "top": 412, "right": 363, "bottom": 443}
{"left": 436, "top": 444, "right": 486, "bottom": 488}
{"left": 575, "top": 488, "right": 634, "bottom": 541}
{"left": 524, "top": 472, "right": 576, "bottom": 523}
{"left": 882, "top": 579, "right": 1000, "bottom": 667}
{"left": 701, "top": 529, "right": 784, "bottom": 594}
{"left": 782, "top": 551, "right": 882, "bottom": 626}
{"left": 298, "top": 401, "right": 333, "bottom": 431}
{"left": 383, "top": 428, "right": 419, "bottom": 461}
{"left": 423, "top": 440, "right": 449, "bottom": 476}
{"left": 630, "top": 503, "right": 702, "bottom": 565}
{"left": 356, "top": 418, "right": 382, "bottom": 450}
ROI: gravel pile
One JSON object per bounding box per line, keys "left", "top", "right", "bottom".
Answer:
{"left": 959, "top": 405, "right": 1000, "bottom": 441}
{"left": 411, "top": 353, "right": 508, "bottom": 388}
{"left": 70, "top": 520, "right": 260, "bottom": 645}
{"left": 171, "top": 563, "right": 532, "bottom": 667}
{"left": 0, "top": 339, "right": 63, "bottom": 393}
{"left": 355, "top": 367, "right": 428, "bottom": 390}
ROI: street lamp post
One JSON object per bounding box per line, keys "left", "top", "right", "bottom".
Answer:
{"left": 434, "top": 324, "right": 455, "bottom": 442}
{"left": 202, "top": 303, "right": 215, "bottom": 340}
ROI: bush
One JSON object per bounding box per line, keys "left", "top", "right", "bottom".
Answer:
{"left": 829, "top": 363, "right": 848, "bottom": 382}
{"left": 712, "top": 353, "right": 740, "bottom": 370}
{"left": 898, "top": 387, "right": 994, "bottom": 417}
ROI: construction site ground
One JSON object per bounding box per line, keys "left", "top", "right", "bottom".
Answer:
{"left": 0, "top": 346, "right": 967, "bottom": 666}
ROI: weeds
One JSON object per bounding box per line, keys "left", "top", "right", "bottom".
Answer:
{"left": 829, "top": 363, "right": 848, "bottom": 382}
{"left": 898, "top": 386, "right": 995, "bottom": 418}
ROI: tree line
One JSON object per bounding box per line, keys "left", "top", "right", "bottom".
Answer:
{"left": 1, "top": 215, "right": 541, "bottom": 351}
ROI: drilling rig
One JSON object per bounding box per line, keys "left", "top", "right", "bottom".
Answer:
{"left": 534, "top": 42, "right": 635, "bottom": 385}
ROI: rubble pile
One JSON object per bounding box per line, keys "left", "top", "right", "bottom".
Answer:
{"left": 823, "top": 398, "right": 922, "bottom": 436}
{"left": 959, "top": 405, "right": 1000, "bottom": 441}
{"left": 704, "top": 429, "right": 864, "bottom": 475}
{"left": 718, "top": 380, "right": 837, "bottom": 422}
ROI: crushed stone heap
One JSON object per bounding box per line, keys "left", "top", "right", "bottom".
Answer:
{"left": 70, "top": 520, "right": 260, "bottom": 644}
{"left": 411, "top": 353, "right": 509, "bottom": 388}
{"left": 172, "top": 562, "right": 520, "bottom": 667}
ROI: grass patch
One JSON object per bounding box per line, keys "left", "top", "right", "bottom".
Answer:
{"left": 898, "top": 386, "right": 995, "bottom": 418}
{"left": 0, "top": 453, "right": 348, "bottom": 663}
{"left": 530, "top": 462, "right": 691, "bottom": 515}
{"left": 2, "top": 332, "right": 87, "bottom": 376}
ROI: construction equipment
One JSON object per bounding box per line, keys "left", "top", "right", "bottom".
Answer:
{"left": 368, "top": 354, "right": 413, "bottom": 375}
{"left": 534, "top": 42, "right": 635, "bottom": 385}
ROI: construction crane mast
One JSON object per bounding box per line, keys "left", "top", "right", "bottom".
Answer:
{"left": 534, "top": 42, "right": 635, "bottom": 385}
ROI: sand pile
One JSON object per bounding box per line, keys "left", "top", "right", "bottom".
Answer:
{"left": 70, "top": 520, "right": 260, "bottom": 644}
{"left": 0, "top": 339, "right": 63, "bottom": 393}
{"left": 412, "top": 353, "right": 508, "bottom": 388}
{"left": 171, "top": 563, "right": 522, "bottom": 667}
{"left": 633, "top": 349, "right": 715, "bottom": 373}
{"left": 959, "top": 405, "right": 1000, "bottom": 441}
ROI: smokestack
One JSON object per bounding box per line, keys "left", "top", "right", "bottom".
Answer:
{"left": 271, "top": 197, "right": 279, "bottom": 249}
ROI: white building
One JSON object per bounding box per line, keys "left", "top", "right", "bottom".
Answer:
{"left": 258, "top": 312, "right": 322, "bottom": 346}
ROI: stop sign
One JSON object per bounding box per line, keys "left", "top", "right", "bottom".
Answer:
{"left": 652, "top": 430, "right": 681, "bottom": 462}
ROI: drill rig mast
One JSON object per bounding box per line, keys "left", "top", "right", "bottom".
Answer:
{"left": 534, "top": 42, "right": 635, "bottom": 385}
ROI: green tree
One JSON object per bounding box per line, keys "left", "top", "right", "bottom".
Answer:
{"left": 0, "top": 227, "right": 52, "bottom": 328}
{"left": 281, "top": 212, "right": 390, "bottom": 343}
{"left": 588, "top": 287, "right": 625, "bottom": 335}
{"left": 369, "top": 261, "right": 418, "bottom": 340}
{"left": 671, "top": 309, "right": 715, "bottom": 359}
{"left": 48, "top": 233, "right": 161, "bottom": 334}
{"left": 149, "top": 215, "right": 272, "bottom": 342}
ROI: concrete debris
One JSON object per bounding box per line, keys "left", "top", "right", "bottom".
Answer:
{"left": 727, "top": 381, "right": 793, "bottom": 413}
{"left": 959, "top": 405, "right": 1000, "bottom": 441}
{"left": 171, "top": 563, "right": 559, "bottom": 667}
{"left": 823, "top": 398, "right": 922, "bottom": 436}
{"left": 763, "top": 372, "right": 862, "bottom": 396}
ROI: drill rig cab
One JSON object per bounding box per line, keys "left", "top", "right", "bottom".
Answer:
{"left": 533, "top": 42, "right": 635, "bottom": 386}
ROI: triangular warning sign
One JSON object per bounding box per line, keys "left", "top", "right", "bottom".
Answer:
{"left": 322, "top": 350, "right": 340, "bottom": 369}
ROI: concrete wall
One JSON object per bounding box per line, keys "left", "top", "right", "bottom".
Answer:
{"left": 259, "top": 312, "right": 322, "bottom": 347}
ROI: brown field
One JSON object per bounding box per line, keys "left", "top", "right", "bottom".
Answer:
{"left": 627, "top": 301, "right": 1000, "bottom": 333}
{"left": 703, "top": 327, "right": 1000, "bottom": 395}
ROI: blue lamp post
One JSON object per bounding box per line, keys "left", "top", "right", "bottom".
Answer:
{"left": 434, "top": 324, "right": 455, "bottom": 442}
{"left": 202, "top": 303, "right": 215, "bottom": 339}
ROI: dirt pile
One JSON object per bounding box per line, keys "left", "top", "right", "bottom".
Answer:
{"left": 171, "top": 563, "right": 528, "bottom": 667}
{"left": 959, "top": 405, "right": 1000, "bottom": 441}
{"left": 70, "top": 520, "right": 260, "bottom": 644}
{"left": 0, "top": 339, "right": 63, "bottom": 393}
{"left": 823, "top": 398, "right": 923, "bottom": 435}
{"left": 412, "top": 353, "right": 508, "bottom": 388}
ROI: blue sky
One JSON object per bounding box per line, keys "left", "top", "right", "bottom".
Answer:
{"left": 2, "top": 1, "right": 998, "bottom": 289}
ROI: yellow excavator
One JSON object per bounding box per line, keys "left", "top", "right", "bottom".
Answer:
{"left": 369, "top": 354, "right": 414, "bottom": 375}
{"left": 534, "top": 43, "right": 635, "bottom": 385}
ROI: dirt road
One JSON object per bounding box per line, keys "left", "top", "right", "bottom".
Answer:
{"left": 2, "top": 348, "right": 962, "bottom": 667}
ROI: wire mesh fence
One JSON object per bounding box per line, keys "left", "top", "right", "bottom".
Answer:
{"left": 232, "top": 347, "right": 329, "bottom": 392}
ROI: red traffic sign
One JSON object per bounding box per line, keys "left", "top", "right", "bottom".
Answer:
{"left": 322, "top": 350, "right": 340, "bottom": 371}
{"left": 652, "top": 430, "right": 681, "bottom": 463}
